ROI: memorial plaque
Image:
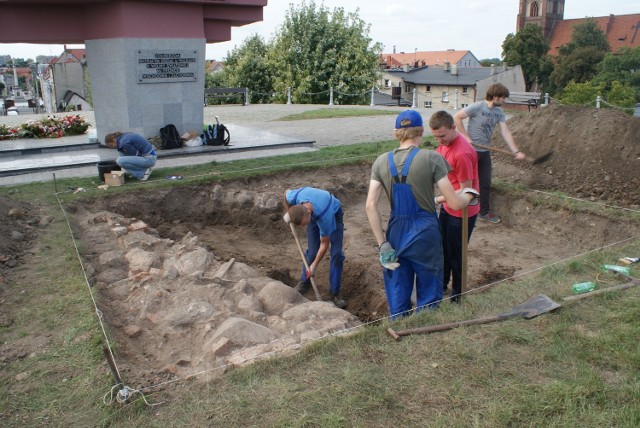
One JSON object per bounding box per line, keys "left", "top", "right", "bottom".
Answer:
{"left": 137, "top": 50, "right": 198, "bottom": 83}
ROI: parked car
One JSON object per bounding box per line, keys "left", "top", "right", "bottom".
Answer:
{"left": 7, "top": 106, "right": 19, "bottom": 115}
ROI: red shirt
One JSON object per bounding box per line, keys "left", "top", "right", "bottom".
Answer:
{"left": 436, "top": 132, "right": 480, "bottom": 218}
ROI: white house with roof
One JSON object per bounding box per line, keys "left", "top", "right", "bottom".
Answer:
{"left": 380, "top": 62, "right": 526, "bottom": 110}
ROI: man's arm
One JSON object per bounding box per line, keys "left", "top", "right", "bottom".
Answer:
{"left": 365, "top": 180, "right": 386, "bottom": 246}
{"left": 437, "top": 176, "right": 475, "bottom": 210}
{"left": 498, "top": 122, "right": 526, "bottom": 161}
{"left": 453, "top": 110, "right": 470, "bottom": 140}
{"left": 310, "top": 236, "right": 330, "bottom": 275}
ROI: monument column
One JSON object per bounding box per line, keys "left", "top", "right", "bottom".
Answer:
{"left": 86, "top": 38, "right": 205, "bottom": 141}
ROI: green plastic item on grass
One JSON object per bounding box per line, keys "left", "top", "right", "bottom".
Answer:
{"left": 571, "top": 281, "right": 597, "bottom": 294}
{"left": 602, "top": 264, "right": 631, "bottom": 276}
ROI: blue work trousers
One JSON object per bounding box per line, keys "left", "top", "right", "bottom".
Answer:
{"left": 301, "top": 208, "right": 345, "bottom": 296}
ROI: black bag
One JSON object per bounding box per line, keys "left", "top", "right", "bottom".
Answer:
{"left": 201, "top": 123, "right": 230, "bottom": 146}
{"left": 159, "top": 124, "right": 183, "bottom": 150}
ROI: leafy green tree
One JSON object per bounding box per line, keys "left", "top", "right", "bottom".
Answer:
{"left": 551, "top": 46, "right": 607, "bottom": 89}
{"left": 550, "top": 19, "right": 610, "bottom": 95}
{"left": 268, "top": 1, "right": 382, "bottom": 104}
{"left": 557, "top": 80, "right": 605, "bottom": 105}
{"left": 222, "top": 34, "right": 274, "bottom": 104}
{"left": 480, "top": 58, "right": 501, "bottom": 67}
{"left": 606, "top": 80, "right": 636, "bottom": 111}
{"left": 593, "top": 46, "right": 640, "bottom": 102}
{"left": 502, "top": 24, "right": 550, "bottom": 91}
{"left": 558, "top": 19, "right": 609, "bottom": 56}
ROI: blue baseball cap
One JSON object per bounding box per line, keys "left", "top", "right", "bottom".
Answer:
{"left": 395, "top": 110, "right": 423, "bottom": 129}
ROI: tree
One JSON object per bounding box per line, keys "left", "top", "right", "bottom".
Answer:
{"left": 593, "top": 46, "right": 640, "bottom": 102}
{"left": 550, "top": 46, "right": 606, "bottom": 92}
{"left": 558, "top": 19, "right": 609, "bottom": 56}
{"left": 606, "top": 80, "right": 636, "bottom": 111}
{"left": 222, "top": 34, "right": 274, "bottom": 104}
{"left": 480, "top": 58, "right": 501, "bottom": 67}
{"left": 558, "top": 80, "right": 605, "bottom": 105}
{"left": 502, "top": 24, "right": 550, "bottom": 91}
{"left": 268, "top": 1, "right": 382, "bottom": 104}
{"left": 550, "top": 20, "right": 610, "bottom": 94}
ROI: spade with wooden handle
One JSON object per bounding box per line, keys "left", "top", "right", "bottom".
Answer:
{"left": 387, "top": 294, "right": 560, "bottom": 340}
{"left": 470, "top": 142, "right": 553, "bottom": 165}
{"left": 289, "top": 222, "right": 323, "bottom": 301}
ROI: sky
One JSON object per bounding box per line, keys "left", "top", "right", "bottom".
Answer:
{"left": 1, "top": 0, "right": 638, "bottom": 62}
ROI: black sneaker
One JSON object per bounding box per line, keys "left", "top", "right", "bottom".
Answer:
{"left": 330, "top": 293, "right": 347, "bottom": 309}
{"left": 294, "top": 280, "right": 311, "bottom": 294}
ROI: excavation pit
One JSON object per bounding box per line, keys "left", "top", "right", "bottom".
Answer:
{"left": 74, "top": 160, "right": 639, "bottom": 387}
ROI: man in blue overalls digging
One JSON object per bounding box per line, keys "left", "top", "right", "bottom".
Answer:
{"left": 366, "top": 110, "right": 479, "bottom": 319}
{"left": 283, "top": 187, "right": 347, "bottom": 309}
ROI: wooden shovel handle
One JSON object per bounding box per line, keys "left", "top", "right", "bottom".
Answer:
{"left": 469, "top": 142, "right": 536, "bottom": 162}
{"left": 388, "top": 313, "right": 514, "bottom": 340}
{"left": 469, "top": 141, "right": 512, "bottom": 156}
{"left": 289, "top": 222, "right": 323, "bottom": 301}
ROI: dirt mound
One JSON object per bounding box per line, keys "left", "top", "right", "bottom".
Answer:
{"left": 496, "top": 104, "right": 640, "bottom": 206}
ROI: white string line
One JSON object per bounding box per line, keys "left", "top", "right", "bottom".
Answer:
{"left": 53, "top": 193, "right": 124, "bottom": 383}
{"left": 531, "top": 189, "right": 640, "bottom": 214}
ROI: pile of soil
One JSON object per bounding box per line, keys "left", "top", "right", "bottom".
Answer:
{"left": 497, "top": 104, "right": 640, "bottom": 206}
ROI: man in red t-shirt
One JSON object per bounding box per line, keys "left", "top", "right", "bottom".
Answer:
{"left": 429, "top": 111, "right": 480, "bottom": 303}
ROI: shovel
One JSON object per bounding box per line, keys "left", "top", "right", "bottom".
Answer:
{"left": 288, "top": 223, "right": 323, "bottom": 301}
{"left": 387, "top": 294, "right": 561, "bottom": 340}
{"left": 470, "top": 142, "right": 553, "bottom": 165}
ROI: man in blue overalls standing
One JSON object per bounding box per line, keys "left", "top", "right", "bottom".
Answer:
{"left": 365, "top": 110, "right": 478, "bottom": 319}
{"left": 283, "top": 187, "right": 347, "bottom": 309}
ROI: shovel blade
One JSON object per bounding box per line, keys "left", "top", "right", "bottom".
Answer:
{"left": 531, "top": 150, "right": 553, "bottom": 165}
{"left": 510, "top": 294, "right": 561, "bottom": 318}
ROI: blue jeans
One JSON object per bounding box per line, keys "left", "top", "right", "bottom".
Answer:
{"left": 116, "top": 155, "right": 156, "bottom": 179}
{"left": 301, "top": 208, "right": 345, "bottom": 296}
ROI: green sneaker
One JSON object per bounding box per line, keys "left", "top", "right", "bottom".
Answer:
{"left": 479, "top": 212, "right": 501, "bottom": 223}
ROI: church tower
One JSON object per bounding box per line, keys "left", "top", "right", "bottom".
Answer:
{"left": 517, "top": 0, "right": 565, "bottom": 40}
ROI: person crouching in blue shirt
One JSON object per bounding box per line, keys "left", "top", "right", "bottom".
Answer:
{"left": 104, "top": 132, "right": 157, "bottom": 181}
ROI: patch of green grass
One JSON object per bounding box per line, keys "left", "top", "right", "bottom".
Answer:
{"left": 277, "top": 107, "right": 399, "bottom": 121}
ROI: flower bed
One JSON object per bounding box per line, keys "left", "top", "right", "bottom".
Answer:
{"left": 0, "top": 115, "right": 90, "bottom": 140}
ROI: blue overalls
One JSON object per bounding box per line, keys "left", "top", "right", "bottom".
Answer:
{"left": 384, "top": 148, "right": 444, "bottom": 318}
